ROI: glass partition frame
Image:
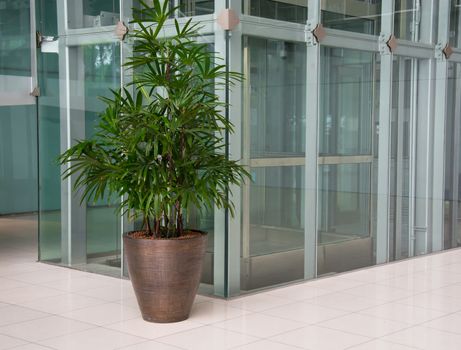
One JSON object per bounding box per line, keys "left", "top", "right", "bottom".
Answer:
{"left": 36, "top": 0, "right": 461, "bottom": 298}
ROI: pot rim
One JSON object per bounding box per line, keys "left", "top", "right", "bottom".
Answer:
{"left": 123, "top": 229, "right": 207, "bottom": 241}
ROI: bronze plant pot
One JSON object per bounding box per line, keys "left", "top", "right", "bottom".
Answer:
{"left": 123, "top": 231, "right": 207, "bottom": 323}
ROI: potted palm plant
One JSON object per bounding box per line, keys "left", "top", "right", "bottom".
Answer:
{"left": 59, "top": 0, "right": 248, "bottom": 323}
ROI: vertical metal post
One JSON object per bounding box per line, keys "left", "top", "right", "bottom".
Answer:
{"left": 432, "top": 0, "right": 451, "bottom": 252}
{"left": 304, "top": 0, "right": 321, "bottom": 280}
{"left": 213, "top": 0, "right": 243, "bottom": 297}
{"left": 375, "top": 0, "right": 395, "bottom": 264}
{"left": 58, "top": 0, "right": 87, "bottom": 266}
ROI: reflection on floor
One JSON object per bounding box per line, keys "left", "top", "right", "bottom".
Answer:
{"left": 2, "top": 215, "right": 461, "bottom": 349}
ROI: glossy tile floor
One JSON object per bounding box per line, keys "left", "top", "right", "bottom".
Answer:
{"left": 2, "top": 216, "right": 461, "bottom": 349}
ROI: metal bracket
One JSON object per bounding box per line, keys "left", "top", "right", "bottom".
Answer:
{"left": 115, "top": 21, "right": 129, "bottom": 41}
{"left": 435, "top": 43, "right": 453, "bottom": 60}
{"left": 306, "top": 22, "right": 325, "bottom": 47}
{"left": 217, "top": 9, "right": 240, "bottom": 31}
{"left": 36, "top": 31, "right": 58, "bottom": 49}
{"left": 378, "top": 33, "right": 397, "bottom": 55}
{"left": 30, "top": 86, "right": 40, "bottom": 97}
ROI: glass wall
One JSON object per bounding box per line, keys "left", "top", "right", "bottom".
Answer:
{"left": 32, "top": 0, "right": 461, "bottom": 297}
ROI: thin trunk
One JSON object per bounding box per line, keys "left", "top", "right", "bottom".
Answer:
{"left": 145, "top": 216, "right": 152, "bottom": 236}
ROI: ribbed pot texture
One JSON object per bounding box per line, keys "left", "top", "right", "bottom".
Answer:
{"left": 123, "top": 231, "right": 207, "bottom": 323}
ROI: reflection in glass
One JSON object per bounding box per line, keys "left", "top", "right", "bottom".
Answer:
{"left": 322, "top": 0, "right": 381, "bottom": 35}
{"left": 394, "top": 0, "right": 421, "bottom": 41}
{"left": 68, "top": 43, "right": 121, "bottom": 274}
{"left": 450, "top": 0, "right": 461, "bottom": 47}
{"left": 243, "top": 0, "right": 307, "bottom": 24}
{"left": 179, "top": 0, "right": 214, "bottom": 16}
{"left": 320, "top": 47, "right": 378, "bottom": 156}
{"left": 246, "top": 37, "right": 306, "bottom": 158}
{"left": 67, "top": 0, "right": 119, "bottom": 29}
{"left": 317, "top": 164, "right": 375, "bottom": 275}
{"left": 37, "top": 0, "right": 61, "bottom": 263}
{"left": 389, "top": 57, "right": 415, "bottom": 261}
{"left": 0, "top": 0, "right": 31, "bottom": 76}
{"left": 0, "top": 106, "right": 37, "bottom": 214}
{"left": 242, "top": 166, "right": 304, "bottom": 290}
{"left": 444, "top": 62, "right": 461, "bottom": 249}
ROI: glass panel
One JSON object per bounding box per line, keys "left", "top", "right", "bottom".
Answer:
{"left": 67, "top": 0, "right": 119, "bottom": 29}
{"left": 0, "top": 106, "right": 37, "bottom": 214}
{"left": 394, "top": 0, "right": 420, "bottom": 41}
{"left": 320, "top": 47, "right": 378, "bottom": 156}
{"left": 242, "top": 166, "right": 304, "bottom": 290}
{"left": 68, "top": 43, "right": 121, "bottom": 274}
{"left": 247, "top": 37, "right": 306, "bottom": 158}
{"left": 322, "top": 0, "right": 381, "bottom": 35}
{"left": 444, "top": 62, "right": 461, "bottom": 249}
{"left": 243, "top": 0, "right": 308, "bottom": 24}
{"left": 37, "top": 0, "right": 61, "bottom": 263}
{"left": 0, "top": 0, "right": 31, "bottom": 76}
{"left": 179, "top": 0, "right": 214, "bottom": 16}
{"left": 450, "top": 0, "right": 461, "bottom": 47}
{"left": 389, "top": 57, "right": 416, "bottom": 261}
{"left": 317, "top": 164, "right": 375, "bottom": 275}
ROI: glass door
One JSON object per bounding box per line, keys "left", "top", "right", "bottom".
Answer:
{"left": 317, "top": 47, "right": 379, "bottom": 275}
{"left": 241, "top": 36, "right": 306, "bottom": 291}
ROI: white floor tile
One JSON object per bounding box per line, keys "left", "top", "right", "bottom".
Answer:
{"left": 348, "top": 339, "right": 419, "bottom": 350}
{"left": 21, "top": 293, "right": 104, "bottom": 315}
{"left": 270, "top": 325, "right": 371, "bottom": 350}
{"left": 7, "top": 344, "right": 54, "bottom": 350}
{"left": 265, "top": 283, "right": 333, "bottom": 301}
{"left": 0, "top": 334, "right": 27, "bottom": 349}
{"left": 396, "top": 292, "right": 461, "bottom": 312}
{"left": 0, "top": 315, "right": 94, "bottom": 341}
{"left": 359, "top": 302, "right": 446, "bottom": 325}
{"left": 232, "top": 339, "right": 304, "bottom": 350}
{"left": 157, "top": 325, "right": 259, "bottom": 350}
{"left": 318, "top": 313, "right": 408, "bottom": 337}
{"left": 75, "top": 284, "right": 135, "bottom": 302}
{"left": 188, "top": 301, "right": 250, "bottom": 324}
{"left": 383, "top": 325, "right": 461, "bottom": 350}
{"left": 0, "top": 277, "right": 30, "bottom": 291}
{"left": 262, "top": 301, "right": 348, "bottom": 324}
{"left": 342, "top": 284, "right": 413, "bottom": 302}
{"left": 105, "top": 317, "right": 202, "bottom": 339}
{"left": 0, "top": 285, "right": 64, "bottom": 305}
{"left": 38, "top": 327, "right": 146, "bottom": 350}
{"left": 304, "top": 291, "right": 385, "bottom": 312}
{"left": 422, "top": 312, "right": 461, "bottom": 335}
{"left": 0, "top": 305, "right": 49, "bottom": 327}
{"left": 117, "top": 341, "right": 183, "bottom": 350}
{"left": 61, "top": 302, "right": 140, "bottom": 326}
{"left": 213, "top": 313, "right": 302, "bottom": 338}
{"left": 226, "top": 293, "right": 293, "bottom": 312}
{"left": 307, "top": 276, "right": 366, "bottom": 291}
